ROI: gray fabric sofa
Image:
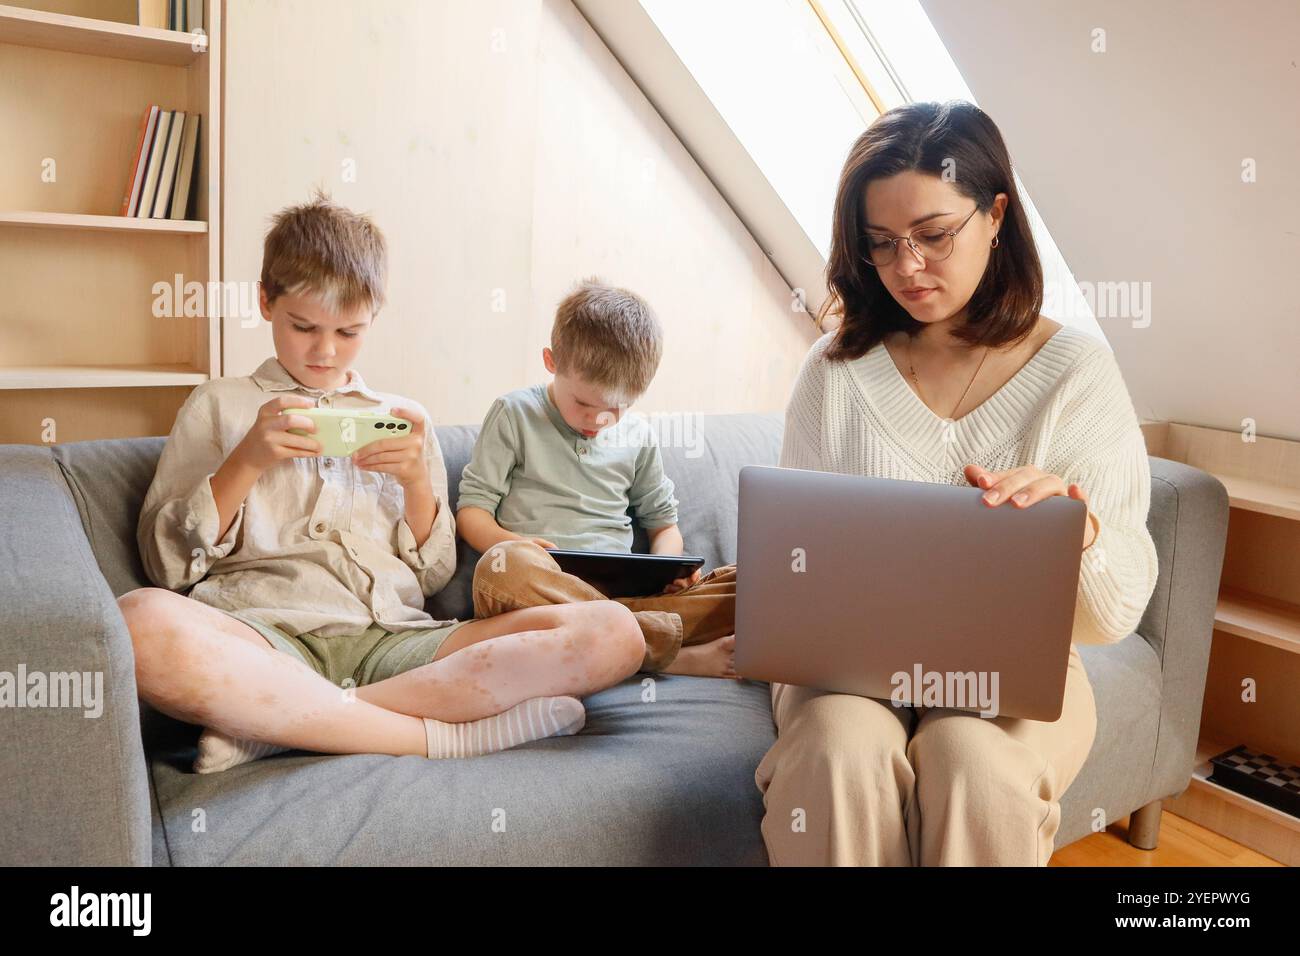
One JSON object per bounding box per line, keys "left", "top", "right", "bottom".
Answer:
{"left": 0, "top": 412, "right": 1227, "bottom": 865}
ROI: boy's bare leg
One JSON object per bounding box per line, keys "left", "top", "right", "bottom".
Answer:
{"left": 354, "top": 601, "right": 644, "bottom": 721}
{"left": 119, "top": 588, "right": 644, "bottom": 754}
{"left": 119, "top": 588, "right": 428, "bottom": 757}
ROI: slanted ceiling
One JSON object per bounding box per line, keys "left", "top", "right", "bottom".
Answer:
{"left": 922, "top": 0, "right": 1300, "bottom": 439}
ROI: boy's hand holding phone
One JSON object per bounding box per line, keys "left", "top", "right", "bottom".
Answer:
{"left": 234, "top": 396, "right": 323, "bottom": 472}
{"left": 355, "top": 406, "right": 437, "bottom": 547}
{"left": 210, "top": 396, "right": 321, "bottom": 544}
{"left": 353, "top": 406, "right": 430, "bottom": 490}
{"left": 230, "top": 399, "right": 430, "bottom": 491}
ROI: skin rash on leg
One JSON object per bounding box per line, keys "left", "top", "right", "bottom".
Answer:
{"left": 121, "top": 590, "right": 641, "bottom": 755}
{"left": 120, "top": 589, "right": 427, "bottom": 756}
{"left": 356, "top": 602, "right": 644, "bottom": 722}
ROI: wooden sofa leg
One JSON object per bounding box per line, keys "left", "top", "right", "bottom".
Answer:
{"left": 1127, "top": 799, "right": 1163, "bottom": 850}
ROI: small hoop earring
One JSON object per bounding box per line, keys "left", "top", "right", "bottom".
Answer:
{"left": 990, "top": 235, "right": 999, "bottom": 248}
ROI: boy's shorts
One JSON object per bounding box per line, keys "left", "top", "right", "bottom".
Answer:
{"left": 220, "top": 609, "right": 473, "bottom": 688}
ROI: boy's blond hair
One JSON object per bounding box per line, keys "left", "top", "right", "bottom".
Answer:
{"left": 260, "top": 188, "right": 388, "bottom": 315}
{"left": 550, "top": 278, "right": 662, "bottom": 401}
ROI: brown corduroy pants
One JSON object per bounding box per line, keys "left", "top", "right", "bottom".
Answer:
{"left": 471, "top": 538, "right": 736, "bottom": 672}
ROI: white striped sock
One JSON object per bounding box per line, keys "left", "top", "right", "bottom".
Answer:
{"left": 423, "top": 696, "right": 585, "bottom": 759}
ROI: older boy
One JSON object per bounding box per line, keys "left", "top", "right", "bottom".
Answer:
{"left": 458, "top": 279, "right": 737, "bottom": 677}
{"left": 122, "top": 194, "right": 644, "bottom": 773}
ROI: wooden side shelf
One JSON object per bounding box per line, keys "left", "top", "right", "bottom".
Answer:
{"left": 1216, "top": 587, "right": 1300, "bottom": 656}
{"left": 1143, "top": 420, "right": 1300, "bottom": 865}
{"left": 0, "top": 210, "right": 207, "bottom": 233}
{"left": 1215, "top": 473, "right": 1300, "bottom": 522}
{"left": 0, "top": 3, "right": 207, "bottom": 65}
{"left": 1142, "top": 420, "right": 1300, "bottom": 521}
{"left": 0, "top": 365, "right": 209, "bottom": 390}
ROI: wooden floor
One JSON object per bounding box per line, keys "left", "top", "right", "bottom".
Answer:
{"left": 1049, "top": 810, "right": 1284, "bottom": 866}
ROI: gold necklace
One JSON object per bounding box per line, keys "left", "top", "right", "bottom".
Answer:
{"left": 906, "top": 334, "right": 990, "bottom": 425}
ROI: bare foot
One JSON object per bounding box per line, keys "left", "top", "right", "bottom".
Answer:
{"left": 662, "top": 634, "right": 738, "bottom": 678}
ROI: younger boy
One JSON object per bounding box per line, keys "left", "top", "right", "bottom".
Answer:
{"left": 458, "top": 279, "right": 737, "bottom": 677}
{"left": 122, "top": 195, "right": 644, "bottom": 773}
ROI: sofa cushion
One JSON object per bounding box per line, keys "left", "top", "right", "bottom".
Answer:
{"left": 147, "top": 674, "right": 774, "bottom": 865}
{"left": 52, "top": 437, "right": 166, "bottom": 598}
{"left": 1059, "top": 636, "right": 1163, "bottom": 845}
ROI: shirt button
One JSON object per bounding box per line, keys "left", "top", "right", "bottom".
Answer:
{"left": 314, "top": 522, "right": 326, "bottom": 533}
{"left": 320, "top": 396, "right": 333, "bottom": 407}
{"left": 578, "top": 446, "right": 587, "bottom": 456}
{"left": 323, "top": 459, "right": 333, "bottom": 468}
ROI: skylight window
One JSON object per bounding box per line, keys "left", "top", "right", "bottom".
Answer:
{"left": 619, "top": 0, "right": 1101, "bottom": 337}
{"left": 639, "top": 0, "right": 872, "bottom": 259}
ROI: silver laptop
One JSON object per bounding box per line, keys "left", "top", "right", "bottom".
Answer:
{"left": 734, "top": 465, "right": 1087, "bottom": 721}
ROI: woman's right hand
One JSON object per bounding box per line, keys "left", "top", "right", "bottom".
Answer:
{"left": 233, "top": 395, "right": 323, "bottom": 472}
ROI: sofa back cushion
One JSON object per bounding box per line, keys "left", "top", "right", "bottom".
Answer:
{"left": 52, "top": 438, "right": 166, "bottom": 598}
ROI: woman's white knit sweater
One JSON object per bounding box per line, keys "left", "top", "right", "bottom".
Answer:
{"left": 780, "top": 324, "right": 1159, "bottom": 646}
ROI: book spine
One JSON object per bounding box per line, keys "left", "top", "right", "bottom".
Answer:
{"left": 152, "top": 110, "right": 187, "bottom": 219}
{"left": 137, "top": 109, "right": 172, "bottom": 218}
{"left": 169, "top": 114, "right": 201, "bottom": 221}
{"left": 121, "top": 105, "right": 155, "bottom": 217}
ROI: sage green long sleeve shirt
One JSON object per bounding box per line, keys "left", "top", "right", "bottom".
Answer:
{"left": 457, "top": 383, "right": 679, "bottom": 552}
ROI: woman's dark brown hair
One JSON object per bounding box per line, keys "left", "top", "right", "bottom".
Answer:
{"left": 821, "top": 100, "right": 1043, "bottom": 361}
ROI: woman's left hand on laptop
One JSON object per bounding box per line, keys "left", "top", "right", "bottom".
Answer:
{"left": 964, "top": 463, "right": 1098, "bottom": 550}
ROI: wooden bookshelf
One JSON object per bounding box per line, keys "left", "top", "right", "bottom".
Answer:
{"left": 1215, "top": 587, "right": 1300, "bottom": 656}
{"left": 1141, "top": 420, "right": 1300, "bottom": 863}
{"left": 1214, "top": 473, "right": 1300, "bottom": 522}
{"left": 0, "top": 364, "right": 209, "bottom": 389}
{"left": 0, "top": 209, "right": 207, "bottom": 233}
{"left": 0, "top": 0, "right": 222, "bottom": 444}
{"left": 0, "top": 3, "right": 207, "bottom": 65}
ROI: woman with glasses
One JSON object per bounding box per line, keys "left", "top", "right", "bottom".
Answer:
{"left": 753, "top": 100, "right": 1158, "bottom": 865}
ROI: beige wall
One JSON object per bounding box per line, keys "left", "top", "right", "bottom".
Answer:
{"left": 221, "top": 0, "right": 814, "bottom": 425}
{"left": 922, "top": 0, "right": 1300, "bottom": 441}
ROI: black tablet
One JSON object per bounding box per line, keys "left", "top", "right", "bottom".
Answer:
{"left": 544, "top": 549, "right": 706, "bottom": 599}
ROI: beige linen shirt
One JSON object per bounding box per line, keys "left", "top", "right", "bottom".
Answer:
{"left": 137, "top": 357, "right": 459, "bottom": 638}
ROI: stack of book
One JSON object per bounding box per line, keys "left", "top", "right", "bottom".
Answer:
{"left": 120, "top": 106, "right": 201, "bottom": 220}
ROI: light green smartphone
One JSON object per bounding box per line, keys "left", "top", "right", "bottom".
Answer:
{"left": 285, "top": 407, "right": 413, "bottom": 457}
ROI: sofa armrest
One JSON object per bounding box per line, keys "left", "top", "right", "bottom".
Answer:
{"left": 1138, "top": 456, "right": 1230, "bottom": 799}
{"left": 0, "top": 445, "right": 152, "bottom": 865}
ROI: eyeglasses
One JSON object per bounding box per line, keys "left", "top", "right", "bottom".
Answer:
{"left": 862, "top": 206, "right": 981, "bottom": 267}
